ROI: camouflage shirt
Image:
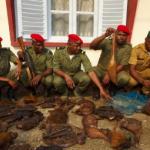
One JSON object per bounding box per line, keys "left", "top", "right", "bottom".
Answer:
{"left": 53, "top": 47, "right": 93, "bottom": 76}
{"left": 97, "top": 38, "right": 131, "bottom": 72}
{"left": 0, "top": 48, "right": 18, "bottom": 76}
{"left": 26, "top": 47, "right": 53, "bottom": 74}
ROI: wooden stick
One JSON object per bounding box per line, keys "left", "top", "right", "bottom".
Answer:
{"left": 108, "top": 33, "right": 117, "bottom": 84}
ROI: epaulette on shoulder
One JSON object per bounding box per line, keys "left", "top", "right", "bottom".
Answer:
{"left": 56, "top": 47, "right": 65, "bottom": 50}
{"left": 81, "top": 50, "right": 86, "bottom": 54}
{"left": 43, "top": 47, "right": 49, "bottom": 52}
{"left": 47, "top": 49, "right": 53, "bottom": 55}
{"left": 25, "top": 46, "right": 32, "bottom": 51}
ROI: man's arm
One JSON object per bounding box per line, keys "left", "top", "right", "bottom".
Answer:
{"left": 90, "top": 28, "right": 115, "bottom": 50}
{"left": 88, "top": 71, "right": 112, "bottom": 100}
{"left": 130, "top": 64, "right": 150, "bottom": 86}
{"left": 31, "top": 49, "right": 53, "bottom": 86}
{"left": 54, "top": 69, "right": 75, "bottom": 89}
{"left": 116, "top": 64, "right": 124, "bottom": 73}
{"left": 0, "top": 77, "right": 17, "bottom": 89}
{"left": 31, "top": 68, "right": 53, "bottom": 86}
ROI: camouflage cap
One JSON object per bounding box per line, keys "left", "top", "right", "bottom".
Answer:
{"left": 146, "top": 31, "right": 150, "bottom": 38}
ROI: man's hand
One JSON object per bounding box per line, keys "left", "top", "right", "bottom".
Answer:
{"left": 31, "top": 75, "right": 42, "bottom": 86}
{"left": 99, "top": 88, "right": 112, "bottom": 101}
{"left": 17, "top": 51, "right": 25, "bottom": 61}
{"left": 102, "top": 73, "right": 110, "bottom": 85}
{"left": 105, "top": 28, "right": 115, "bottom": 37}
{"left": 143, "top": 80, "right": 150, "bottom": 87}
{"left": 64, "top": 74, "right": 75, "bottom": 89}
{"left": 7, "top": 79, "right": 17, "bottom": 89}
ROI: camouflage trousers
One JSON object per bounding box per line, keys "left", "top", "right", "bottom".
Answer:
{"left": 93, "top": 66, "right": 130, "bottom": 87}
{"left": 6, "top": 68, "right": 53, "bottom": 88}
{"left": 53, "top": 71, "right": 90, "bottom": 96}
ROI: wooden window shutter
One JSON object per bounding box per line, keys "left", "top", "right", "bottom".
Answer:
{"left": 15, "top": 0, "right": 48, "bottom": 39}
{"left": 102, "top": 0, "right": 127, "bottom": 32}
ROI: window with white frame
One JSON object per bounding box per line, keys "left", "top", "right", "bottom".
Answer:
{"left": 14, "top": 0, "right": 128, "bottom": 43}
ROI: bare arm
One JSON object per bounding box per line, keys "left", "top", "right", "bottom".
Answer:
{"left": 130, "top": 64, "right": 150, "bottom": 87}
{"left": 89, "top": 34, "right": 106, "bottom": 50}
{"left": 130, "top": 64, "right": 144, "bottom": 84}
{"left": 116, "top": 64, "right": 124, "bottom": 73}
{"left": 41, "top": 68, "right": 53, "bottom": 77}
{"left": 31, "top": 68, "right": 53, "bottom": 86}
{"left": 88, "top": 71, "right": 112, "bottom": 100}
{"left": 0, "top": 77, "right": 10, "bottom": 82}
{"left": 90, "top": 28, "right": 115, "bottom": 50}
{"left": 0, "top": 77, "right": 17, "bottom": 89}
{"left": 54, "top": 69, "right": 75, "bottom": 89}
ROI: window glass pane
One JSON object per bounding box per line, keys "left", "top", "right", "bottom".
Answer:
{"left": 77, "top": 15, "right": 93, "bottom": 37}
{"left": 52, "top": 14, "right": 69, "bottom": 36}
{"left": 51, "top": 0, "right": 69, "bottom": 10}
{"left": 77, "top": 0, "right": 94, "bottom": 12}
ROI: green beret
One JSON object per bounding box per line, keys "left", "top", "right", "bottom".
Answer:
{"left": 146, "top": 31, "right": 150, "bottom": 38}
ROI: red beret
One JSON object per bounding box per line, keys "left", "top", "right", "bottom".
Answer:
{"left": 117, "top": 25, "right": 130, "bottom": 35}
{"left": 68, "top": 34, "right": 83, "bottom": 44}
{"left": 30, "top": 34, "right": 45, "bottom": 42}
{"left": 0, "top": 37, "right": 3, "bottom": 42}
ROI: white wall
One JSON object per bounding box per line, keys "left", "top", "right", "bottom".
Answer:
{"left": 0, "top": 0, "right": 11, "bottom": 47}
{"left": 131, "top": 0, "right": 150, "bottom": 46}
{"left": 0, "top": 0, "right": 150, "bottom": 65}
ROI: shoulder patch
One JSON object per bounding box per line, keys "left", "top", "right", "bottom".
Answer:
{"left": 26, "top": 46, "right": 32, "bottom": 52}
{"left": 81, "top": 49, "right": 86, "bottom": 54}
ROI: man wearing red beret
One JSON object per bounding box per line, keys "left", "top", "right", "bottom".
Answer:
{"left": 0, "top": 37, "right": 22, "bottom": 100}
{"left": 53, "top": 34, "right": 111, "bottom": 100}
{"left": 90, "top": 25, "right": 132, "bottom": 95}
{"left": 18, "top": 34, "right": 53, "bottom": 96}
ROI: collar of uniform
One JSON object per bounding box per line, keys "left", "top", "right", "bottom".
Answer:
{"left": 139, "top": 43, "right": 149, "bottom": 53}
{"left": 65, "top": 47, "right": 81, "bottom": 57}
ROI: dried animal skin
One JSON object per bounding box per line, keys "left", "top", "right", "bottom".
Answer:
{"left": 95, "top": 106, "right": 123, "bottom": 120}
{"left": 0, "top": 132, "right": 17, "bottom": 146}
{"left": 46, "top": 109, "right": 68, "bottom": 125}
{"left": 120, "top": 118, "right": 142, "bottom": 143}
{"left": 76, "top": 100, "right": 95, "bottom": 116}
{"left": 82, "top": 114, "right": 107, "bottom": 140}
{"left": 16, "top": 111, "right": 43, "bottom": 130}
{"left": 8, "top": 143, "right": 33, "bottom": 150}
{"left": 142, "top": 100, "right": 150, "bottom": 115}
{"left": 43, "top": 124, "right": 77, "bottom": 148}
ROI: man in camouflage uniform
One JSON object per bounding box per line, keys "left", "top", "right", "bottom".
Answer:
{"left": 90, "top": 25, "right": 132, "bottom": 90}
{"left": 18, "top": 34, "right": 53, "bottom": 96}
{"left": 53, "top": 34, "right": 111, "bottom": 100}
{"left": 129, "top": 31, "right": 150, "bottom": 95}
{"left": 0, "top": 37, "right": 22, "bottom": 99}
